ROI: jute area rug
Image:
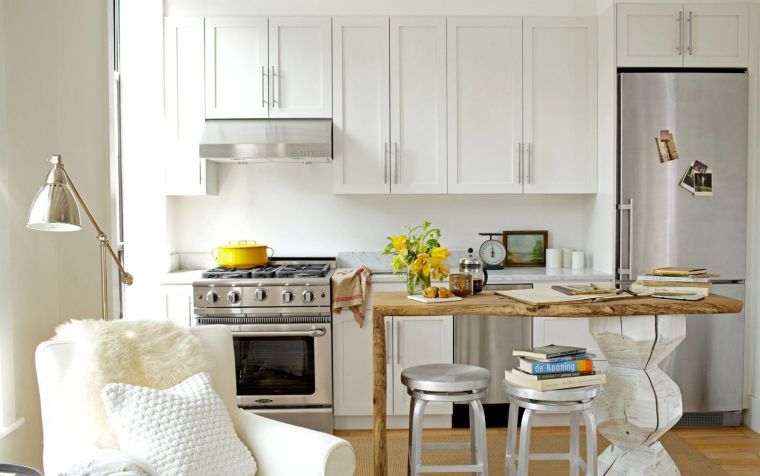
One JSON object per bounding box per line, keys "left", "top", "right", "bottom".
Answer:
{"left": 346, "top": 429, "right": 728, "bottom": 475}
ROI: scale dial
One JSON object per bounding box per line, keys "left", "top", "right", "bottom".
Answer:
{"left": 479, "top": 240, "right": 506, "bottom": 267}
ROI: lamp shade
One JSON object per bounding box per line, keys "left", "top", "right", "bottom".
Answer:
{"left": 26, "top": 155, "right": 81, "bottom": 232}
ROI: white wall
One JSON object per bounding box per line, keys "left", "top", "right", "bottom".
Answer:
{"left": 0, "top": 0, "right": 109, "bottom": 468}
{"left": 169, "top": 165, "right": 588, "bottom": 257}
{"left": 162, "top": 0, "right": 600, "bottom": 264}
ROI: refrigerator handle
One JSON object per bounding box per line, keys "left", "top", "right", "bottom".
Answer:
{"left": 617, "top": 198, "right": 634, "bottom": 279}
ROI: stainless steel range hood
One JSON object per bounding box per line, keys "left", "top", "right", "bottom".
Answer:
{"left": 199, "top": 119, "right": 332, "bottom": 163}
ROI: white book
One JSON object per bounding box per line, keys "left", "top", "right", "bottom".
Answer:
{"left": 504, "top": 369, "right": 606, "bottom": 391}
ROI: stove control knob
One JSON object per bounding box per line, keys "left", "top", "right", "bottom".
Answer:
{"left": 206, "top": 291, "right": 219, "bottom": 304}
{"left": 303, "top": 290, "right": 315, "bottom": 303}
{"left": 282, "top": 291, "right": 294, "bottom": 303}
{"left": 227, "top": 290, "right": 241, "bottom": 304}
{"left": 254, "top": 288, "right": 268, "bottom": 302}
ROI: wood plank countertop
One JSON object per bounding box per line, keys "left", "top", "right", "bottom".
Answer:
{"left": 371, "top": 291, "right": 743, "bottom": 317}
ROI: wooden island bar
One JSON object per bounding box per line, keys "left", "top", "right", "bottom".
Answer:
{"left": 370, "top": 291, "right": 743, "bottom": 475}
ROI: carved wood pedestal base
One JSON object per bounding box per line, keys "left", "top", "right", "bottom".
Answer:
{"left": 590, "top": 315, "right": 686, "bottom": 476}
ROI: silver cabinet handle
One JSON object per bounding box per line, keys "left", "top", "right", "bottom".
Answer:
{"left": 271, "top": 65, "right": 278, "bottom": 106}
{"left": 517, "top": 142, "right": 522, "bottom": 184}
{"left": 526, "top": 143, "right": 532, "bottom": 184}
{"left": 395, "top": 320, "right": 401, "bottom": 365}
{"left": 384, "top": 142, "right": 389, "bottom": 184}
{"left": 687, "top": 11, "right": 693, "bottom": 55}
{"left": 394, "top": 142, "right": 399, "bottom": 184}
{"left": 385, "top": 320, "right": 391, "bottom": 365}
{"left": 676, "top": 11, "right": 683, "bottom": 55}
{"left": 616, "top": 198, "right": 634, "bottom": 279}
{"left": 261, "top": 66, "right": 267, "bottom": 107}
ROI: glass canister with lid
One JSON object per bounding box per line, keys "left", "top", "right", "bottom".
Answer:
{"left": 459, "top": 248, "right": 489, "bottom": 294}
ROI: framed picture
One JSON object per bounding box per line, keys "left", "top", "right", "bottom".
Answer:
{"left": 503, "top": 230, "right": 549, "bottom": 267}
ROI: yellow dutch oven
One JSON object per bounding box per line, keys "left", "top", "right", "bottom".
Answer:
{"left": 212, "top": 241, "right": 274, "bottom": 268}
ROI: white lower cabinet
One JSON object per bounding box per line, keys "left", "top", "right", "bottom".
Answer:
{"left": 332, "top": 284, "right": 454, "bottom": 426}
{"left": 391, "top": 315, "right": 454, "bottom": 415}
{"left": 531, "top": 281, "right": 612, "bottom": 370}
{"left": 160, "top": 285, "right": 194, "bottom": 328}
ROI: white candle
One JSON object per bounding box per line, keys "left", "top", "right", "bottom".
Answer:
{"left": 546, "top": 248, "right": 562, "bottom": 268}
{"left": 571, "top": 251, "right": 585, "bottom": 270}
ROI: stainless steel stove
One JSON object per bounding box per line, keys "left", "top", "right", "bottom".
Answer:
{"left": 192, "top": 258, "right": 335, "bottom": 433}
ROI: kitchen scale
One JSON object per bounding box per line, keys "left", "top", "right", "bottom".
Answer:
{"left": 478, "top": 232, "right": 506, "bottom": 270}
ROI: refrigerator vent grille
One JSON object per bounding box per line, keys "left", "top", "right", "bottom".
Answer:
{"left": 675, "top": 411, "right": 741, "bottom": 428}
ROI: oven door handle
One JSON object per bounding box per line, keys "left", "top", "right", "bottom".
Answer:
{"left": 233, "top": 328, "right": 327, "bottom": 338}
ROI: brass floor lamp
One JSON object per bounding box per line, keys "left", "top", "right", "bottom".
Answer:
{"left": 26, "top": 155, "right": 132, "bottom": 320}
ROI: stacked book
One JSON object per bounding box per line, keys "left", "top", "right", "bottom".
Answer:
{"left": 631, "top": 267, "right": 715, "bottom": 301}
{"left": 504, "top": 344, "right": 606, "bottom": 391}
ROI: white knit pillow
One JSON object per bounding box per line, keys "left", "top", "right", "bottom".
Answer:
{"left": 102, "top": 372, "right": 257, "bottom": 476}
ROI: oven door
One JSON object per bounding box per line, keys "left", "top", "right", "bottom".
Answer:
{"left": 231, "top": 323, "right": 332, "bottom": 408}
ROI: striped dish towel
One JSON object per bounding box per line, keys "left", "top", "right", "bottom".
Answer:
{"left": 332, "top": 267, "right": 372, "bottom": 326}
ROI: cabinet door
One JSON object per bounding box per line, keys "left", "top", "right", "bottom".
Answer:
{"left": 269, "top": 17, "right": 332, "bottom": 118}
{"left": 531, "top": 282, "right": 611, "bottom": 368}
{"left": 164, "top": 17, "right": 217, "bottom": 196}
{"left": 523, "top": 17, "right": 597, "bottom": 194}
{"left": 392, "top": 316, "right": 454, "bottom": 415}
{"left": 617, "top": 4, "right": 684, "bottom": 67}
{"left": 205, "top": 17, "right": 268, "bottom": 119}
{"left": 447, "top": 17, "right": 523, "bottom": 194}
{"left": 161, "top": 285, "right": 194, "bottom": 328}
{"left": 684, "top": 5, "right": 749, "bottom": 67}
{"left": 390, "top": 17, "right": 447, "bottom": 194}
{"left": 332, "top": 17, "right": 391, "bottom": 194}
{"left": 332, "top": 308, "right": 393, "bottom": 416}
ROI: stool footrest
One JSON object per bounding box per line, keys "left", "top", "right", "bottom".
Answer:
{"left": 422, "top": 442, "right": 471, "bottom": 450}
{"left": 507, "top": 452, "right": 589, "bottom": 466}
{"left": 416, "top": 463, "right": 484, "bottom": 473}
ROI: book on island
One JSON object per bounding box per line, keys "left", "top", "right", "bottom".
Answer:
{"left": 513, "top": 344, "right": 586, "bottom": 360}
{"left": 640, "top": 280, "right": 711, "bottom": 288}
{"left": 631, "top": 282, "right": 709, "bottom": 296}
{"left": 523, "top": 352, "right": 596, "bottom": 363}
{"left": 504, "top": 369, "right": 606, "bottom": 391}
{"left": 636, "top": 274, "right": 715, "bottom": 283}
{"left": 551, "top": 284, "right": 618, "bottom": 296}
{"left": 652, "top": 267, "right": 707, "bottom": 277}
{"left": 518, "top": 358, "right": 594, "bottom": 375}
{"left": 511, "top": 368, "right": 596, "bottom": 381}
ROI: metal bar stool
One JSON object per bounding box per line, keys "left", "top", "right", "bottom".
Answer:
{"left": 503, "top": 381, "right": 601, "bottom": 476}
{"left": 401, "top": 363, "right": 491, "bottom": 475}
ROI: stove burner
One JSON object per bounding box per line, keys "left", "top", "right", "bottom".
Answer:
{"left": 250, "top": 265, "right": 280, "bottom": 279}
{"left": 275, "top": 264, "right": 331, "bottom": 279}
{"left": 201, "top": 267, "right": 253, "bottom": 279}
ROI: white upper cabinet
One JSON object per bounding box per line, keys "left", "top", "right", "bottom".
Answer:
{"left": 205, "top": 17, "right": 269, "bottom": 119}
{"left": 269, "top": 17, "right": 332, "bottom": 118}
{"left": 389, "top": 17, "right": 448, "bottom": 194}
{"left": 447, "top": 17, "right": 523, "bottom": 194}
{"left": 523, "top": 17, "right": 597, "bottom": 194}
{"left": 617, "top": 4, "right": 749, "bottom": 68}
{"left": 617, "top": 4, "right": 684, "bottom": 67}
{"left": 164, "top": 17, "right": 216, "bottom": 196}
{"left": 332, "top": 17, "right": 391, "bottom": 194}
{"left": 684, "top": 5, "right": 749, "bottom": 68}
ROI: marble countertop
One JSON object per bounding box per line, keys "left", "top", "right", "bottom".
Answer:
{"left": 161, "top": 253, "right": 613, "bottom": 285}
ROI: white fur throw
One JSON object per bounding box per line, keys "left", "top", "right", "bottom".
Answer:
{"left": 54, "top": 319, "right": 209, "bottom": 449}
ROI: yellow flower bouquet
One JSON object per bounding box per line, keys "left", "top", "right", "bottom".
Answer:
{"left": 383, "top": 221, "right": 450, "bottom": 295}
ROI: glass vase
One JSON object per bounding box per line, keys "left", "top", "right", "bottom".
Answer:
{"left": 406, "top": 271, "right": 431, "bottom": 296}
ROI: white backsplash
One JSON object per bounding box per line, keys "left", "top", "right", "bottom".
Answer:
{"left": 168, "top": 163, "right": 588, "bottom": 261}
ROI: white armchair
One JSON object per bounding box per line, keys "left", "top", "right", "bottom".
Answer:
{"left": 36, "top": 325, "right": 356, "bottom": 476}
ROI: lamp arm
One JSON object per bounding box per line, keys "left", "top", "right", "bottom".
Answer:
{"left": 60, "top": 166, "right": 134, "bottom": 285}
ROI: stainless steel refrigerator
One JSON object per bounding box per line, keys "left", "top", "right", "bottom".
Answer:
{"left": 617, "top": 72, "right": 747, "bottom": 426}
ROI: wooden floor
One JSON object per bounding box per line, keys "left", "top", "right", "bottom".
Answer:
{"left": 336, "top": 425, "right": 760, "bottom": 475}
